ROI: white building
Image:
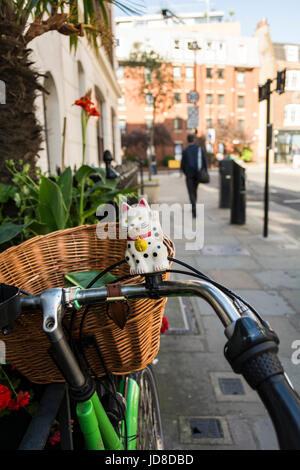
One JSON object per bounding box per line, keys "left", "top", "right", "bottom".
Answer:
{"left": 31, "top": 11, "right": 122, "bottom": 173}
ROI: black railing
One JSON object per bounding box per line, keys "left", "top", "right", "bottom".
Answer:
{"left": 103, "top": 151, "right": 141, "bottom": 201}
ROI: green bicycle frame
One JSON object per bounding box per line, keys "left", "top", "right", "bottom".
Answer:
{"left": 76, "top": 378, "right": 140, "bottom": 450}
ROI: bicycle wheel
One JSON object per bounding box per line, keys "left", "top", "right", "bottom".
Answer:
{"left": 135, "top": 366, "right": 164, "bottom": 450}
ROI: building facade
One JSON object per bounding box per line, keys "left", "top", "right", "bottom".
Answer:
{"left": 116, "top": 11, "right": 260, "bottom": 163}
{"left": 255, "top": 19, "right": 300, "bottom": 163}
{"left": 31, "top": 6, "right": 122, "bottom": 173}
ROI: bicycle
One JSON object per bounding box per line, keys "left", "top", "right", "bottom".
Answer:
{"left": 1, "top": 255, "right": 300, "bottom": 450}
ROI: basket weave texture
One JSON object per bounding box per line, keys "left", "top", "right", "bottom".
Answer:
{"left": 0, "top": 224, "right": 174, "bottom": 384}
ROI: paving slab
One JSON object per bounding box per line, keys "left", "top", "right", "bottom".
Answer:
{"left": 280, "top": 289, "right": 300, "bottom": 314}
{"left": 195, "top": 255, "right": 261, "bottom": 271}
{"left": 253, "top": 270, "right": 300, "bottom": 289}
{"left": 159, "top": 335, "right": 205, "bottom": 353}
{"left": 266, "top": 316, "right": 300, "bottom": 357}
{"left": 235, "top": 289, "right": 296, "bottom": 316}
{"left": 199, "top": 314, "right": 229, "bottom": 353}
{"left": 206, "top": 269, "right": 262, "bottom": 289}
{"left": 227, "top": 418, "right": 257, "bottom": 450}
{"left": 252, "top": 418, "right": 278, "bottom": 450}
{"left": 253, "top": 256, "right": 300, "bottom": 270}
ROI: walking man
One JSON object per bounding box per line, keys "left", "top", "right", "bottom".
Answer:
{"left": 181, "top": 134, "right": 208, "bottom": 217}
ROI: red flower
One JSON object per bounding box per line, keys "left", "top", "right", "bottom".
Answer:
{"left": 74, "top": 95, "right": 100, "bottom": 117}
{"left": 49, "top": 429, "right": 61, "bottom": 446}
{"left": 160, "top": 316, "right": 169, "bottom": 334}
{"left": 8, "top": 390, "right": 30, "bottom": 411}
{"left": 17, "top": 391, "right": 30, "bottom": 408}
{"left": 0, "top": 384, "right": 11, "bottom": 411}
{"left": 88, "top": 107, "right": 100, "bottom": 117}
{"left": 74, "top": 95, "right": 93, "bottom": 113}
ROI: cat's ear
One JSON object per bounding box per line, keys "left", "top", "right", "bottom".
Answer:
{"left": 122, "top": 202, "right": 130, "bottom": 214}
{"left": 138, "top": 198, "right": 150, "bottom": 210}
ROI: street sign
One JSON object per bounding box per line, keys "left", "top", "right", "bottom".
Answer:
{"left": 187, "top": 90, "right": 199, "bottom": 104}
{"left": 187, "top": 105, "right": 199, "bottom": 128}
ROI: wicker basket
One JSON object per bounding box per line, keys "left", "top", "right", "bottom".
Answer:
{"left": 0, "top": 224, "right": 174, "bottom": 384}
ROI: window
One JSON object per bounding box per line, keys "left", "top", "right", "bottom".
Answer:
{"left": 238, "top": 120, "right": 245, "bottom": 131}
{"left": 218, "top": 94, "right": 225, "bottom": 105}
{"left": 238, "top": 44, "right": 247, "bottom": 63}
{"left": 116, "top": 65, "right": 124, "bottom": 81}
{"left": 174, "top": 92, "right": 181, "bottom": 104}
{"left": 237, "top": 71, "right": 245, "bottom": 84}
{"left": 206, "top": 68, "right": 213, "bottom": 79}
{"left": 286, "top": 70, "right": 300, "bottom": 91}
{"left": 145, "top": 93, "right": 153, "bottom": 105}
{"left": 206, "top": 93, "right": 213, "bottom": 104}
{"left": 285, "top": 45, "right": 299, "bottom": 62}
{"left": 118, "top": 96, "right": 125, "bottom": 106}
{"left": 173, "top": 67, "right": 181, "bottom": 79}
{"left": 217, "top": 69, "right": 224, "bottom": 79}
{"left": 216, "top": 42, "right": 226, "bottom": 61}
{"left": 238, "top": 95, "right": 245, "bottom": 108}
{"left": 185, "top": 67, "right": 194, "bottom": 79}
{"left": 174, "top": 39, "right": 180, "bottom": 49}
{"left": 119, "top": 119, "right": 126, "bottom": 134}
{"left": 206, "top": 118, "right": 213, "bottom": 128}
{"left": 284, "top": 104, "right": 300, "bottom": 125}
{"left": 174, "top": 117, "right": 183, "bottom": 130}
{"left": 218, "top": 119, "right": 225, "bottom": 127}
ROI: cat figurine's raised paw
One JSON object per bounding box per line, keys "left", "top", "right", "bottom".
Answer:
{"left": 121, "top": 198, "right": 169, "bottom": 275}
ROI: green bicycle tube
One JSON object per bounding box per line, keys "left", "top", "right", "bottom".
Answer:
{"left": 121, "top": 378, "right": 140, "bottom": 450}
{"left": 91, "top": 392, "right": 123, "bottom": 450}
{"left": 76, "top": 400, "right": 104, "bottom": 450}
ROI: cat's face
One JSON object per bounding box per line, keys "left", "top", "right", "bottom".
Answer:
{"left": 121, "top": 199, "right": 151, "bottom": 239}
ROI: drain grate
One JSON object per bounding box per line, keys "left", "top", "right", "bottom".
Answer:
{"left": 190, "top": 418, "right": 224, "bottom": 439}
{"left": 219, "top": 377, "right": 245, "bottom": 395}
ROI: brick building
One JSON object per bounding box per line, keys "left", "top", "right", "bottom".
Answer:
{"left": 255, "top": 19, "right": 300, "bottom": 163}
{"left": 116, "top": 10, "right": 260, "bottom": 164}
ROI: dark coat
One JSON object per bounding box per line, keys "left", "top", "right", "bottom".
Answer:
{"left": 180, "top": 143, "right": 208, "bottom": 177}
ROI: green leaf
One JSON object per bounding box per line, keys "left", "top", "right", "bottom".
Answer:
{"left": 38, "top": 176, "right": 68, "bottom": 231}
{"left": 75, "top": 165, "right": 106, "bottom": 184}
{"left": 28, "top": 220, "right": 49, "bottom": 236}
{"left": 64, "top": 270, "right": 117, "bottom": 289}
{"left": 58, "top": 167, "right": 72, "bottom": 212}
{"left": 84, "top": 179, "right": 118, "bottom": 197}
{"left": 0, "top": 184, "right": 17, "bottom": 203}
{"left": 0, "top": 223, "right": 25, "bottom": 245}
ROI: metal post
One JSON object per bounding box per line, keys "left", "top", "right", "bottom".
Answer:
{"left": 263, "top": 80, "right": 272, "bottom": 238}
{"left": 140, "top": 161, "right": 144, "bottom": 195}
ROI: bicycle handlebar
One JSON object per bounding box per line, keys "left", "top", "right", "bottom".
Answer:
{"left": 15, "top": 276, "right": 300, "bottom": 449}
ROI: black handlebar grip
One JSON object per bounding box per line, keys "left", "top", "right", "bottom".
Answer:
{"left": 256, "top": 372, "right": 300, "bottom": 450}
{"left": 241, "top": 351, "right": 284, "bottom": 389}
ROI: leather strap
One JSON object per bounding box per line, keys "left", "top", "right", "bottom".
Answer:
{"left": 106, "top": 284, "right": 129, "bottom": 330}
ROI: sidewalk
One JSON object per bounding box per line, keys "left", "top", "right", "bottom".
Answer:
{"left": 153, "top": 170, "right": 300, "bottom": 450}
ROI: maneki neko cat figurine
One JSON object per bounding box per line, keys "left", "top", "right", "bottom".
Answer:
{"left": 121, "top": 198, "right": 169, "bottom": 275}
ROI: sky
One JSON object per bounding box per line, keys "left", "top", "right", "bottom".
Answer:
{"left": 115, "top": 0, "right": 300, "bottom": 44}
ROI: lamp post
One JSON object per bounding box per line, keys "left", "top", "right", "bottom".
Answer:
{"left": 187, "top": 41, "right": 201, "bottom": 134}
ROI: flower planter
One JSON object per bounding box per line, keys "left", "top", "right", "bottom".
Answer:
{"left": 141, "top": 179, "right": 160, "bottom": 204}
